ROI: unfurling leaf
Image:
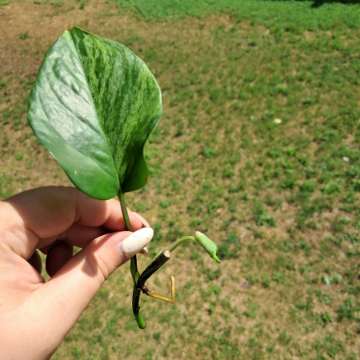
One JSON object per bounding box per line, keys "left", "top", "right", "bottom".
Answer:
{"left": 194, "top": 231, "right": 221, "bottom": 263}
{"left": 28, "top": 27, "right": 162, "bottom": 199}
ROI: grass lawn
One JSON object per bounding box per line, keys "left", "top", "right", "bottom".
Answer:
{"left": 115, "top": 0, "right": 360, "bottom": 29}
{"left": 0, "top": 0, "right": 359, "bottom": 359}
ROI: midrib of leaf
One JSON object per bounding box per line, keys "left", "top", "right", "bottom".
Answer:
{"left": 69, "top": 28, "right": 130, "bottom": 185}
{"left": 67, "top": 28, "right": 118, "bottom": 179}
{"left": 70, "top": 28, "right": 162, "bottom": 189}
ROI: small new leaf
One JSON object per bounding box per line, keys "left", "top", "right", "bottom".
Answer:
{"left": 194, "top": 231, "right": 221, "bottom": 263}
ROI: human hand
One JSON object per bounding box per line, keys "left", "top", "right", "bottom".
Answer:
{"left": 0, "top": 186, "right": 153, "bottom": 359}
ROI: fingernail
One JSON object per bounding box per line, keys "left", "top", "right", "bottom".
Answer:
{"left": 140, "top": 246, "right": 149, "bottom": 255}
{"left": 121, "top": 228, "right": 153, "bottom": 257}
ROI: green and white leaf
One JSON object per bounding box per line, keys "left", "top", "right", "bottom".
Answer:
{"left": 28, "top": 27, "right": 162, "bottom": 199}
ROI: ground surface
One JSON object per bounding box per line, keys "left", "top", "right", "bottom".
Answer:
{"left": 0, "top": 0, "right": 359, "bottom": 359}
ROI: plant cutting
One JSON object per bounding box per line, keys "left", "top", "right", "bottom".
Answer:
{"left": 28, "top": 27, "right": 220, "bottom": 329}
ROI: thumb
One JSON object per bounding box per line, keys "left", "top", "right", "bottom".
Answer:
{"left": 26, "top": 228, "right": 153, "bottom": 353}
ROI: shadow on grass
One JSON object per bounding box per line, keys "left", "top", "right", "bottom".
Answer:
{"left": 311, "top": 0, "right": 360, "bottom": 7}
{"left": 269, "top": 0, "right": 360, "bottom": 7}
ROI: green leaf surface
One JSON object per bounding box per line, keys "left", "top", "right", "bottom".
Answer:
{"left": 194, "top": 231, "right": 221, "bottom": 263}
{"left": 28, "top": 27, "right": 162, "bottom": 199}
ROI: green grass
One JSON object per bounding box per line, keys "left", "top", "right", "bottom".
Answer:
{"left": 115, "top": 0, "right": 360, "bottom": 30}
{"left": 1, "top": 0, "right": 360, "bottom": 359}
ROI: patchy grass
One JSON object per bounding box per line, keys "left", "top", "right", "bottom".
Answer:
{"left": 0, "top": 0, "right": 359, "bottom": 359}
{"left": 114, "top": 0, "right": 360, "bottom": 29}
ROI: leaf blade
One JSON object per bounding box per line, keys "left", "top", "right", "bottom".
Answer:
{"left": 69, "top": 27, "right": 162, "bottom": 192}
{"left": 28, "top": 27, "right": 162, "bottom": 199}
{"left": 28, "top": 29, "right": 119, "bottom": 199}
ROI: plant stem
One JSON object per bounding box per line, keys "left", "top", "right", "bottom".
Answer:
{"left": 132, "top": 251, "right": 171, "bottom": 314}
{"left": 137, "top": 237, "right": 195, "bottom": 297}
{"left": 168, "top": 235, "right": 195, "bottom": 252}
{"left": 143, "top": 275, "right": 175, "bottom": 303}
{"left": 118, "top": 190, "right": 133, "bottom": 231}
{"left": 118, "top": 191, "right": 138, "bottom": 282}
{"left": 117, "top": 191, "right": 143, "bottom": 328}
{"left": 132, "top": 285, "right": 145, "bottom": 328}
{"left": 126, "top": 230, "right": 199, "bottom": 328}
{"left": 129, "top": 249, "right": 171, "bottom": 328}
{"left": 137, "top": 250, "right": 171, "bottom": 289}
